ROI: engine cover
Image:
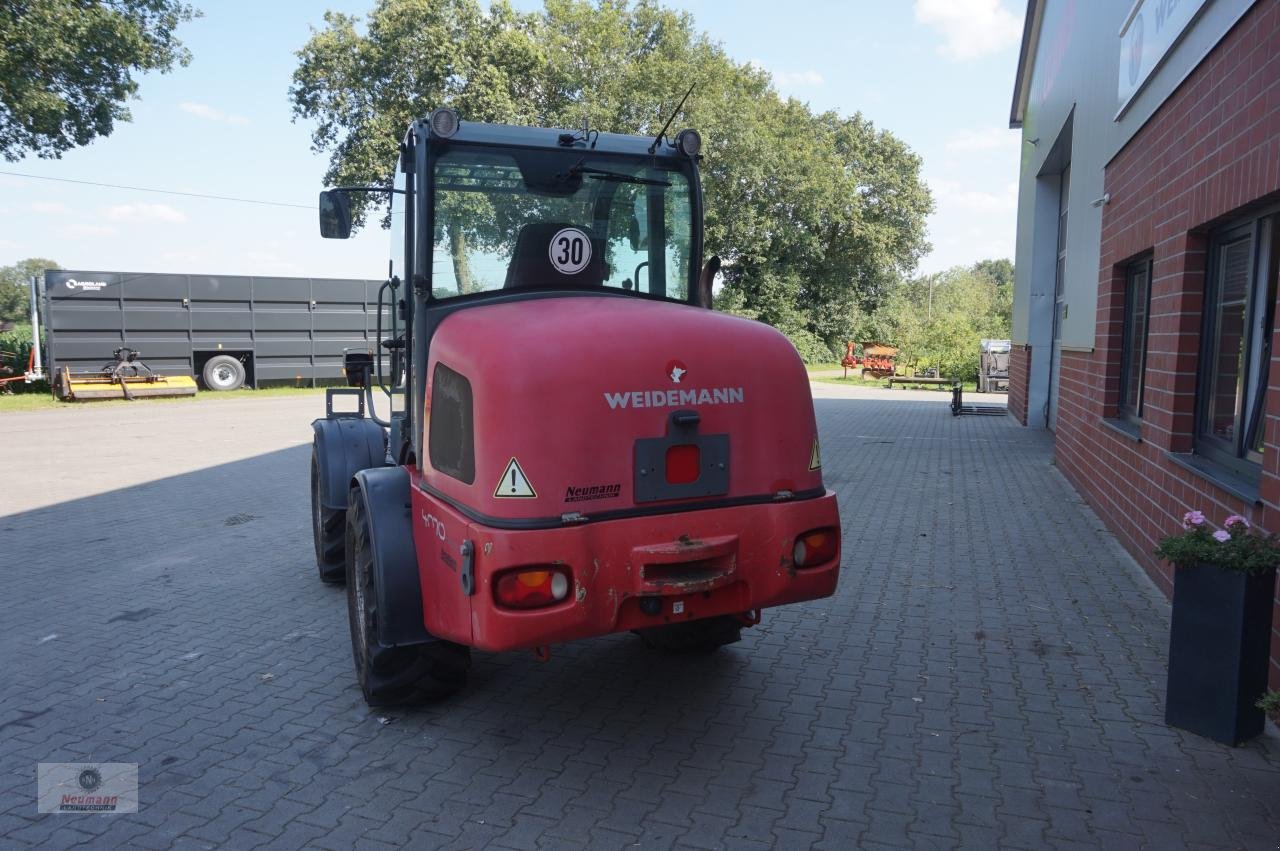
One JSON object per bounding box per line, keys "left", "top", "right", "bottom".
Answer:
{"left": 421, "top": 294, "right": 823, "bottom": 524}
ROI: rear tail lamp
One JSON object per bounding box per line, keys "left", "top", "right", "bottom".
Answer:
{"left": 793, "top": 528, "right": 839, "bottom": 568}
{"left": 665, "top": 444, "right": 701, "bottom": 484}
{"left": 494, "top": 566, "right": 572, "bottom": 609}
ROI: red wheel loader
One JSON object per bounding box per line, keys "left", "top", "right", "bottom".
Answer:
{"left": 310, "top": 109, "right": 841, "bottom": 705}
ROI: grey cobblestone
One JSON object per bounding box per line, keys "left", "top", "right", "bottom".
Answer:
{"left": 0, "top": 388, "right": 1277, "bottom": 849}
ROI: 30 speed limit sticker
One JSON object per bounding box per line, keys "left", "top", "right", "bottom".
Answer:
{"left": 548, "top": 227, "right": 591, "bottom": 274}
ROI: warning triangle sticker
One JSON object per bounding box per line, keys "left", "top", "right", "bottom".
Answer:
{"left": 809, "top": 438, "right": 822, "bottom": 471}
{"left": 493, "top": 457, "right": 537, "bottom": 498}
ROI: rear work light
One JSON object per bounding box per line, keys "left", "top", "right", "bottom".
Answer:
{"left": 494, "top": 566, "right": 572, "bottom": 610}
{"left": 793, "top": 528, "right": 839, "bottom": 568}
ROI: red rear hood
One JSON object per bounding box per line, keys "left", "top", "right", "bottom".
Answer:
{"left": 422, "top": 295, "right": 823, "bottom": 521}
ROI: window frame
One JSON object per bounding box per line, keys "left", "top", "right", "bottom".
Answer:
{"left": 1195, "top": 211, "right": 1279, "bottom": 481}
{"left": 1117, "top": 255, "right": 1153, "bottom": 427}
{"left": 422, "top": 140, "right": 700, "bottom": 305}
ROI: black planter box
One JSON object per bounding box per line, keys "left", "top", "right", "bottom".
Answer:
{"left": 1165, "top": 563, "right": 1277, "bottom": 746}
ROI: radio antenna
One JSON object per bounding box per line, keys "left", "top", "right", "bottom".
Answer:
{"left": 649, "top": 84, "right": 696, "bottom": 154}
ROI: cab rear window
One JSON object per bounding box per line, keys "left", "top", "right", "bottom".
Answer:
{"left": 428, "top": 363, "right": 475, "bottom": 484}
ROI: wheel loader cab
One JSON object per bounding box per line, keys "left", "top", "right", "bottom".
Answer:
{"left": 311, "top": 110, "right": 841, "bottom": 707}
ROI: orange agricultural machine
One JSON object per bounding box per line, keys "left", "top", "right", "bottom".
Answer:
{"left": 858, "top": 342, "right": 897, "bottom": 378}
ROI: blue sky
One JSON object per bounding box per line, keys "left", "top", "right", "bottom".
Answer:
{"left": 0, "top": 0, "right": 1023, "bottom": 280}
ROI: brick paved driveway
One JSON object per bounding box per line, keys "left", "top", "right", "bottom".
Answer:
{"left": 0, "top": 388, "right": 1277, "bottom": 849}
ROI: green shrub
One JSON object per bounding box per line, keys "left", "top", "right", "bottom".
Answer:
{"left": 782, "top": 327, "right": 838, "bottom": 365}
{"left": 1257, "top": 689, "right": 1279, "bottom": 720}
{"left": 0, "top": 324, "right": 47, "bottom": 394}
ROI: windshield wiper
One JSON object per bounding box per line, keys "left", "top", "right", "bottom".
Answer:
{"left": 557, "top": 158, "right": 670, "bottom": 187}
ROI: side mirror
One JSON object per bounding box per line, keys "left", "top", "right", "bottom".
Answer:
{"left": 695, "top": 255, "right": 720, "bottom": 309}
{"left": 319, "top": 190, "right": 352, "bottom": 239}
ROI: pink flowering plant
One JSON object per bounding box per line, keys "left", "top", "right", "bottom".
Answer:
{"left": 1155, "top": 511, "right": 1280, "bottom": 575}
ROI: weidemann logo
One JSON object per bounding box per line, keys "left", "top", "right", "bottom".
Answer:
{"left": 604, "top": 387, "right": 744, "bottom": 409}
{"left": 64, "top": 278, "right": 107, "bottom": 291}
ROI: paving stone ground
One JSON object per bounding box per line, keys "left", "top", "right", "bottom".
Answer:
{"left": 0, "top": 386, "right": 1277, "bottom": 849}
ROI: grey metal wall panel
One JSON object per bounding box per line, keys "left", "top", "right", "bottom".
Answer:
{"left": 124, "top": 310, "right": 190, "bottom": 331}
{"left": 313, "top": 339, "right": 368, "bottom": 357}
{"left": 124, "top": 274, "right": 189, "bottom": 301}
{"left": 192, "top": 276, "right": 252, "bottom": 301}
{"left": 191, "top": 337, "right": 254, "bottom": 349}
{"left": 312, "top": 312, "right": 366, "bottom": 332}
{"left": 190, "top": 311, "right": 253, "bottom": 332}
{"left": 311, "top": 278, "right": 367, "bottom": 302}
{"left": 262, "top": 279, "right": 312, "bottom": 301}
{"left": 253, "top": 309, "right": 312, "bottom": 332}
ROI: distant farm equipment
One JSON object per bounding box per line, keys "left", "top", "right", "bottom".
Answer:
{"left": 54, "top": 347, "right": 198, "bottom": 401}
{"left": 978, "top": 339, "right": 1011, "bottom": 393}
{"left": 841, "top": 342, "right": 898, "bottom": 378}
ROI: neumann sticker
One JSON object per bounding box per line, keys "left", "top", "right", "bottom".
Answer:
{"left": 604, "top": 387, "right": 744, "bottom": 410}
{"left": 565, "top": 483, "right": 621, "bottom": 503}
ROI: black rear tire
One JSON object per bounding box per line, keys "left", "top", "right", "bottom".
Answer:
{"left": 346, "top": 490, "right": 470, "bottom": 706}
{"left": 637, "top": 615, "right": 742, "bottom": 653}
{"left": 202, "top": 354, "right": 245, "bottom": 391}
{"left": 311, "top": 448, "right": 345, "bottom": 583}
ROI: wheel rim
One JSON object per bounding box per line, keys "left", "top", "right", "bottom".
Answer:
{"left": 213, "top": 365, "right": 235, "bottom": 387}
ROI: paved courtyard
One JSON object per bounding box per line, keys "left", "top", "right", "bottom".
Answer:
{"left": 0, "top": 386, "right": 1277, "bottom": 849}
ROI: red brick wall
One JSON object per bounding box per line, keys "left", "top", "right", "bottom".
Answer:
{"left": 1054, "top": 0, "right": 1280, "bottom": 690}
{"left": 1009, "top": 345, "right": 1031, "bottom": 425}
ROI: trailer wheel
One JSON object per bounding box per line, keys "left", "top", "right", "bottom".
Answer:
{"left": 636, "top": 615, "right": 742, "bottom": 653}
{"left": 202, "top": 355, "right": 245, "bottom": 391}
{"left": 346, "top": 493, "right": 470, "bottom": 705}
{"left": 311, "top": 449, "right": 345, "bottom": 583}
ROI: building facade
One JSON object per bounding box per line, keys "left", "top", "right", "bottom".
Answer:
{"left": 1009, "top": 0, "right": 1280, "bottom": 689}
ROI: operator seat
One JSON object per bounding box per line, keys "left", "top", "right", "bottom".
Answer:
{"left": 504, "top": 222, "right": 606, "bottom": 290}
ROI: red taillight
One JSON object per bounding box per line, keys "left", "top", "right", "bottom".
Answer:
{"left": 494, "top": 566, "right": 572, "bottom": 609}
{"left": 666, "top": 444, "right": 700, "bottom": 484}
{"left": 793, "top": 528, "right": 839, "bottom": 568}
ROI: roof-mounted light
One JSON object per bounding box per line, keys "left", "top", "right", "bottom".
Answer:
{"left": 675, "top": 128, "right": 701, "bottom": 158}
{"left": 429, "top": 108, "right": 460, "bottom": 139}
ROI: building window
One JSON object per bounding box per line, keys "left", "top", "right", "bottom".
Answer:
{"left": 1196, "top": 215, "right": 1278, "bottom": 480}
{"left": 1118, "top": 257, "right": 1152, "bottom": 424}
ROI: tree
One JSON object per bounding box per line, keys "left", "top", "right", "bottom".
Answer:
{"left": 0, "top": 258, "right": 58, "bottom": 323}
{"left": 289, "top": 0, "right": 931, "bottom": 351}
{"left": 0, "top": 1, "right": 199, "bottom": 161}
{"left": 875, "top": 260, "right": 1014, "bottom": 381}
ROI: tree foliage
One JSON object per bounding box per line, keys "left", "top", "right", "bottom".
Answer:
{"left": 0, "top": 258, "right": 58, "bottom": 323}
{"left": 289, "top": 0, "right": 932, "bottom": 354}
{"left": 0, "top": 0, "right": 198, "bottom": 161}
{"left": 874, "top": 261, "right": 1013, "bottom": 381}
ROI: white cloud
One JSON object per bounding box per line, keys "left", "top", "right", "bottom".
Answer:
{"left": 105, "top": 203, "right": 188, "bottom": 223}
{"left": 63, "top": 224, "right": 119, "bottom": 238}
{"left": 914, "top": 0, "right": 1022, "bottom": 61}
{"left": 31, "top": 201, "right": 67, "bottom": 215}
{"left": 773, "top": 69, "right": 825, "bottom": 87}
{"left": 931, "top": 179, "right": 1018, "bottom": 213}
{"left": 179, "top": 101, "right": 250, "bottom": 125}
{"left": 749, "top": 60, "right": 825, "bottom": 89}
{"left": 946, "top": 127, "right": 1020, "bottom": 151}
